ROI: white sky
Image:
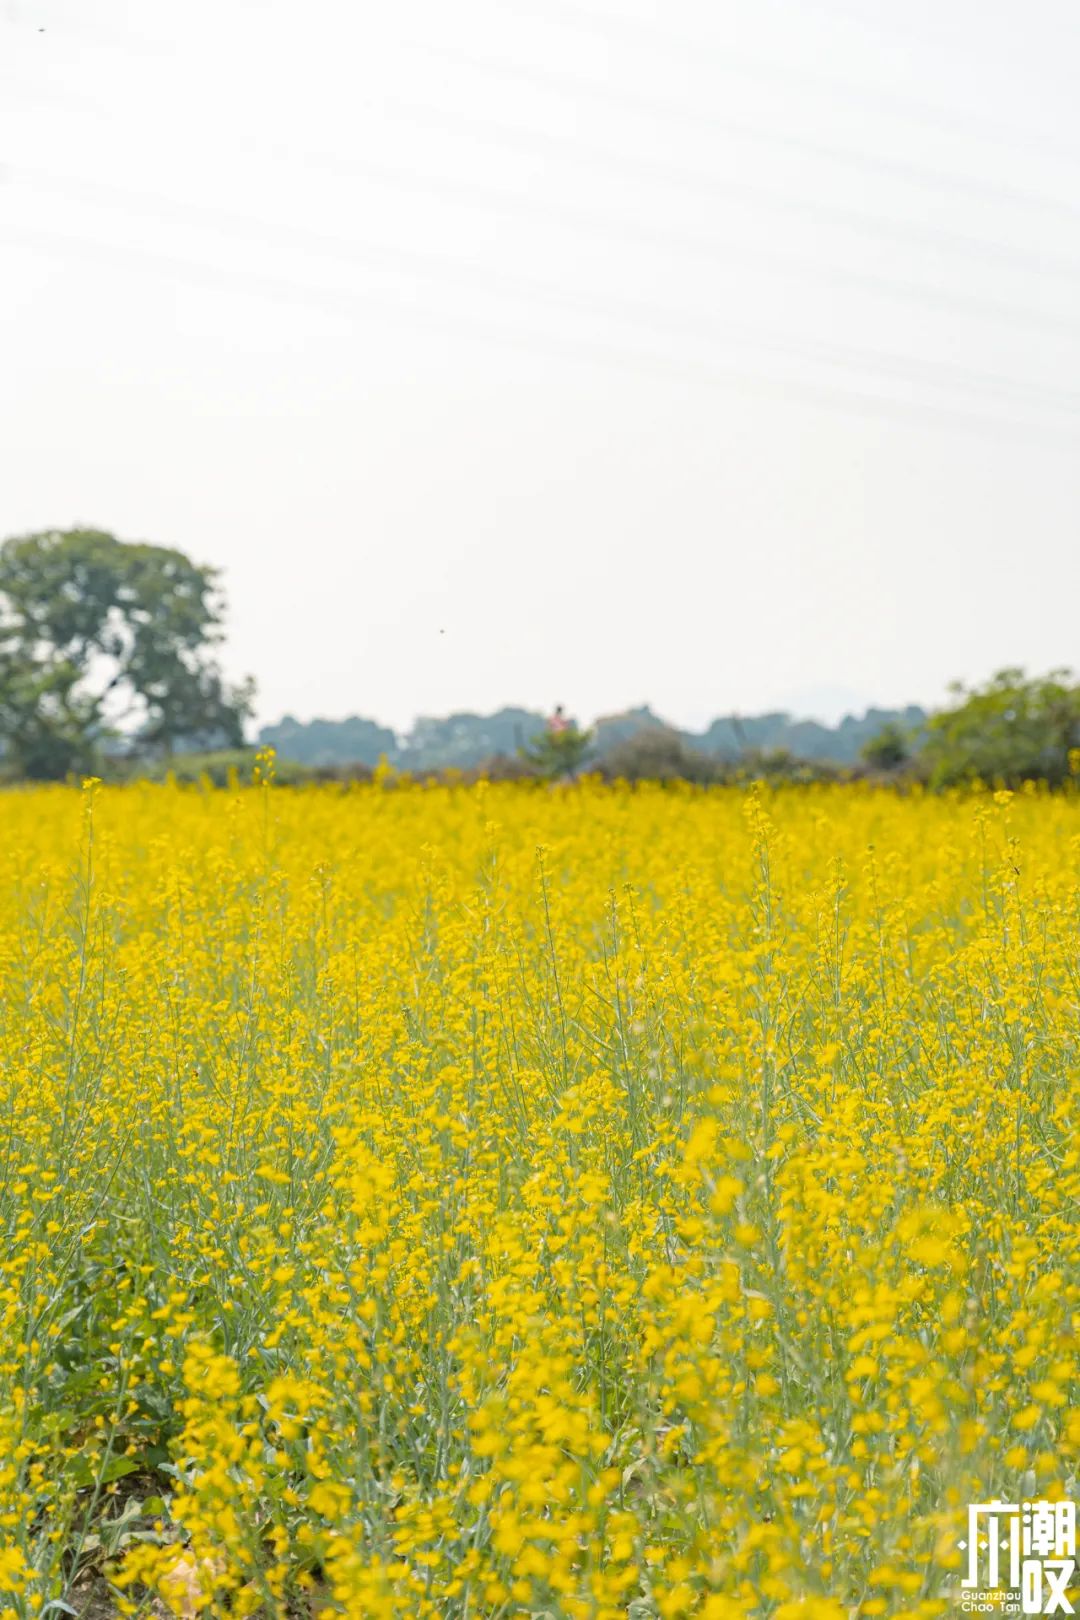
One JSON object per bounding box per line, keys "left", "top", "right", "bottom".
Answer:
{"left": 2, "top": 0, "right": 1079, "bottom": 731}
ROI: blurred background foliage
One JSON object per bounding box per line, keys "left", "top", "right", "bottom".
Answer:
{"left": 3, "top": 529, "right": 1078, "bottom": 789}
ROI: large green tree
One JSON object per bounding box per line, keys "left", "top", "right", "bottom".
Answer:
{"left": 922, "top": 667, "right": 1080, "bottom": 788}
{"left": 0, "top": 528, "right": 254, "bottom": 779}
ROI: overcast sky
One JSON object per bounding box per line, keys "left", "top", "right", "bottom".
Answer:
{"left": 2, "top": 0, "right": 1079, "bottom": 731}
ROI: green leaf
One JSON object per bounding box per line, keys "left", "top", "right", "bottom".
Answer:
{"left": 100, "top": 1455, "right": 141, "bottom": 1483}
{"left": 42, "top": 1407, "right": 78, "bottom": 1435}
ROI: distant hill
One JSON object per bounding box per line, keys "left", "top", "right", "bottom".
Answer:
{"left": 258, "top": 703, "right": 927, "bottom": 771}
{"left": 688, "top": 705, "right": 928, "bottom": 764}
{"left": 258, "top": 714, "right": 398, "bottom": 767}
{"left": 401, "top": 708, "right": 546, "bottom": 769}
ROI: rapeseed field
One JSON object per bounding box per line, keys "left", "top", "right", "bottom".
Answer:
{"left": 0, "top": 775, "right": 1076, "bottom": 1618}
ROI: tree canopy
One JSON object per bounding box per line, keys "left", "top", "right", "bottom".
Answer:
{"left": 520, "top": 719, "right": 594, "bottom": 780}
{"left": 0, "top": 528, "right": 254, "bottom": 779}
{"left": 923, "top": 667, "right": 1080, "bottom": 788}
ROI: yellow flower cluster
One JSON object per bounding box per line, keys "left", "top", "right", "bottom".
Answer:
{"left": 0, "top": 777, "right": 1076, "bottom": 1617}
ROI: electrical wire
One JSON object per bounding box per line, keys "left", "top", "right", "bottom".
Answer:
{"left": 421, "top": 40, "right": 1080, "bottom": 230}
{"left": 2, "top": 47, "right": 1080, "bottom": 288}
{"left": 8, "top": 161, "right": 1080, "bottom": 420}
{"left": 5, "top": 60, "right": 1079, "bottom": 291}
{"left": 4, "top": 82, "right": 1080, "bottom": 349}
{"left": 3, "top": 220, "right": 1078, "bottom": 453}
{"left": 485, "top": 0, "right": 1078, "bottom": 160}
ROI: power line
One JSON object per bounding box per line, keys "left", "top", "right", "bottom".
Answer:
{"left": 487, "top": 0, "right": 1077, "bottom": 160}
{"left": 256, "top": 147, "right": 1080, "bottom": 348}
{"left": 9, "top": 162, "right": 1080, "bottom": 420}
{"left": 421, "top": 40, "right": 1080, "bottom": 230}
{"left": 10, "top": 0, "right": 1072, "bottom": 165}
{"left": 5, "top": 67, "right": 1080, "bottom": 289}
{"left": 6, "top": 76, "right": 1080, "bottom": 350}
{"left": 361, "top": 92, "right": 1080, "bottom": 284}
{"left": 3, "top": 220, "right": 1077, "bottom": 453}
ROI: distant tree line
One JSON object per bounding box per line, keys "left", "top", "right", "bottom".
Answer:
{"left": 258, "top": 702, "right": 931, "bottom": 774}
{"left": 3, "top": 528, "right": 1079, "bottom": 789}
{"left": 258, "top": 678, "right": 1080, "bottom": 789}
